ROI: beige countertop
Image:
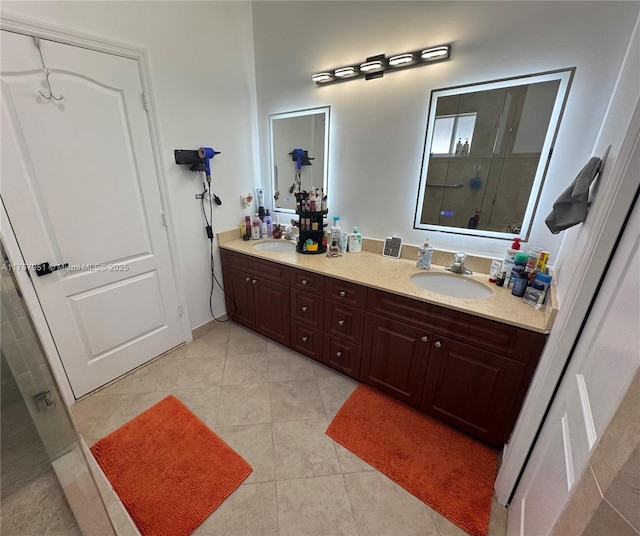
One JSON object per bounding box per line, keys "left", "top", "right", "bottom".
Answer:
{"left": 219, "top": 235, "right": 556, "bottom": 334}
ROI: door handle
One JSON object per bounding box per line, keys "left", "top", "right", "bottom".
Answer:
{"left": 434, "top": 341, "right": 442, "bottom": 348}
{"left": 35, "top": 261, "right": 68, "bottom": 277}
{"left": 301, "top": 306, "right": 308, "bottom": 312}
{"left": 338, "top": 319, "right": 345, "bottom": 326}
{"left": 421, "top": 336, "right": 428, "bottom": 342}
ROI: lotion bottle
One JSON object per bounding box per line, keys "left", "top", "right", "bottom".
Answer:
{"left": 348, "top": 227, "right": 362, "bottom": 253}
{"left": 417, "top": 238, "right": 433, "bottom": 269}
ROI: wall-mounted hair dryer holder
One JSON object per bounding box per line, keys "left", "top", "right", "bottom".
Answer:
{"left": 174, "top": 147, "right": 220, "bottom": 182}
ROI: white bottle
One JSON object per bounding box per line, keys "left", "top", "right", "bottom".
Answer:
{"left": 417, "top": 238, "right": 433, "bottom": 269}
{"left": 461, "top": 139, "right": 469, "bottom": 157}
{"left": 348, "top": 227, "right": 362, "bottom": 253}
{"left": 330, "top": 216, "right": 342, "bottom": 252}
{"left": 455, "top": 138, "right": 463, "bottom": 156}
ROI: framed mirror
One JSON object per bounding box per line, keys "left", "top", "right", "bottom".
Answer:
{"left": 414, "top": 69, "right": 574, "bottom": 240}
{"left": 270, "top": 106, "right": 330, "bottom": 214}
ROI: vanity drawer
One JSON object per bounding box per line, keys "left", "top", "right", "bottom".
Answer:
{"left": 323, "top": 335, "right": 361, "bottom": 379}
{"left": 290, "top": 321, "right": 323, "bottom": 361}
{"left": 290, "top": 269, "right": 325, "bottom": 295}
{"left": 325, "top": 278, "right": 367, "bottom": 309}
{"left": 291, "top": 289, "right": 324, "bottom": 329}
{"left": 366, "top": 289, "right": 546, "bottom": 362}
{"left": 324, "top": 301, "right": 365, "bottom": 344}
{"left": 221, "top": 249, "right": 289, "bottom": 284}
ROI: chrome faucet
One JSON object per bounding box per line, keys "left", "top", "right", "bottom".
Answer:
{"left": 445, "top": 252, "right": 473, "bottom": 275}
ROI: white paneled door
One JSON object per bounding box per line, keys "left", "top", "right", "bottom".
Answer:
{"left": 1, "top": 31, "right": 184, "bottom": 398}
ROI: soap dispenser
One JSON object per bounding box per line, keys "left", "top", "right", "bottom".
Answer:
{"left": 502, "top": 238, "right": 522, "bottom": 285}
{"left": 417, "top": 238, "right": 433, "bottom": 269}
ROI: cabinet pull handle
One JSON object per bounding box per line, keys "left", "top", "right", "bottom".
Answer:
{"left": 252, "top": 279, "right": 257, "bottom": 284}
{"left": 421, "top": 336, "right": 428, "bottom": 342}
{"left": 301, "top": 306, "right": 308, "bottom": 312}
{"left": 245, "top": 277, "right": 251, "bottom": 282}
{"left": 336, "top": 351, "right": 342, "bottom": 358}
{"left": 338, "top": 319, "right": 345, "bottom": 326}
{"left": 434, "top": 341, "right": 442, "bottom": 348}
{"left": 302, "top": 336, "right": 309, "bottom": 342}
{"left": 301, "top": 279, "right": 308, "bottom": 285}
{"left": 339, "top": 291, "right": 346, "bottom": 297}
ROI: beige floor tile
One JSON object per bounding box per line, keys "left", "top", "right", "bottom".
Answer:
{"left": 215, "top": 423, "right": 275, "bottom": 484}
{"left": 316, "top": 373, "right": 358, "bottom": 421}
{"left": 222, "top": 352, "right": 269, "bottom": 385}
{"left": 193, "top": 481, "right": 278, "bottom": 536}
{"left": 184, "top": 329, "right": 230, "bottom": 358}
{"left": 343, "top": 471, "right": 439, "bottom": 535}
{"left": 268, "top": 349, "right": 316, "bottom": 382}
{"left": 273, "top": 418, "right": 341, "bottom": 480}
{"left": 174, "top": 355, "right": 226, "bottom": 389}
{"left": 227, "top": 327, "right": 269, "bottom": 355}
{"left": 277, "top": 474, "right": 358, "bottom": 536}
{"left": 269, "top": 379, "right": 325, "bottom": 422}
{"left": 124, "top": 356, "right": 182, "bottom": 393}
{"left": 488, "top": 497, "right": 508, "bottom": 536}
{"left": 217, "top": 383, "right": 272, "bottom": 426}
{"left": 106, "top": 501, "right": 141, "bottom": 536}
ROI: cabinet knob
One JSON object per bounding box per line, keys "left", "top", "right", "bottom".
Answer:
{"left": 245, "top": 277, "right": 251, "bottom": 282}
{"left": 302, "top": 336, "right": 309, "bottom": 342}
{"left": 339, "top": 291, "right": 346, "bottom": 297}
{"left": 421, "top": 336, "right": 428, "bottom": 342}
{"left": 301, "top": 279, "right": 308, "bottom": 285}
{"left": 336, "top": 351, "right": 342, "bottom": 358}
{"left": 301, "top": 306, "right": 308, "bottom": 312}
{"left": 434, "top": 341, "right": 442, "bottom": 348}
{"left": 252, "top": 279, "right": 257, "bottom": 284}
{"left": 338, "top": 319, "right": 345, "bottom": 326}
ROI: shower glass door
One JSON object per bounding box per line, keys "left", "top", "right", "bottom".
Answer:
{"left": 1, "top": 241, "right": 114, "bottom": 535}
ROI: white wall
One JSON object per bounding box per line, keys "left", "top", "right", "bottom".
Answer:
{"left": 1, "top": 1, "right": 259, "bottom": 330}
{"left": 252, "top": 1, "right": 640, "bottom": 267}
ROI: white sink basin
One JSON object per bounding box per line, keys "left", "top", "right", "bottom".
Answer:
{"left": 410, "top": 272, "right": 494, "bottom": 299}
{"left": 253, "top": 240, "right": 296, "bottom": 252}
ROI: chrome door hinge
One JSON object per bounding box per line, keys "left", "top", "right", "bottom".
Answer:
{"left": 177, "top": 303, "right": 184, "bottom": 316}
{"left": 142, "top": 92, "right": 149, "bottom": 111}
{"left": 162, "top": 213, "right": 169, "bottom": 227}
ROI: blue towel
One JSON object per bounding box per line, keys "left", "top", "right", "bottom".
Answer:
{"left": 545, "top": 157, "right": 602, "bottom": 234}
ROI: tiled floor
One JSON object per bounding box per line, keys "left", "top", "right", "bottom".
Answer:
{"left": 72, "top": 321, "right": 508, "bottom": 536}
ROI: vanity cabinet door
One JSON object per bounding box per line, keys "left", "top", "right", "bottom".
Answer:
{"left": 253, "top": 278, "right": 290, "bottom": 346}
{"left": 323, "top": 335, "right": 361, "bottom": 379}
{"left": 360, "top": 314, "right": 431, "bottom": 407}
{"left": 291, "top": 321, "right": 323, "bottom": 360}
{"left": 324, "top": 301, "right": 365, "bottom": 344}
{"left": 420, "top": 335, "right": 526, "bottom": 447}
{"left": 291, "top": 289, "right": 324, "bottom": 329}
{"left": 223, "top": 268, "right": 256, "bottom": 329}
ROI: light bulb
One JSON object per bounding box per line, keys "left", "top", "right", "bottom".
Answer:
{"left": 388, "top": 53, "right": 413, "bottom": 66}
{"left": 311, "top": 72, "right": 332, "bottom": 83}
{"left": 421, "top": 46, "right": 449, "bottom": 60}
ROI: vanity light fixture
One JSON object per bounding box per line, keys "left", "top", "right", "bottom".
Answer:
{"left": 312, "top": 44, "right": 451, "bottom": 85}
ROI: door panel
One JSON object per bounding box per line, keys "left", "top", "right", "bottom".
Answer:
{"left": 1, "top": 31, "right": 184, "bottom": 398}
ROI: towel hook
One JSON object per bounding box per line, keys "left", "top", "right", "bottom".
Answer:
{"left": 32, "top": 36, "right": 63, "bottom": 102}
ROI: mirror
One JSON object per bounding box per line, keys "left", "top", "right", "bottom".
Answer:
{"left": 270, "top": 106, "right": 330, "bottom": 214}
{"left": 414, "top": 69, "right": 574, "bottom": 240}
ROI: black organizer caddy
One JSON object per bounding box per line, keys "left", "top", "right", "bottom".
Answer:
{"left": 295, "top": 192, "right": 327, "bottom": 254}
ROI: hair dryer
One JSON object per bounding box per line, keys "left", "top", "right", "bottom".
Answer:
{"left": 198, "top": 147, "right": 218, "bottom": 183}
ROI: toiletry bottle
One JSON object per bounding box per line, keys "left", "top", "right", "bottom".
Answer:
{"left": 265, "top": 209, "right": 273, "bottom": 238}
{"left": 256, "top": 188, "right": 265, "bottom": 220}
{"left": 251, "top": 214, "right": 260, "bottom": 240}
{"left": 488, "top": 259, "right": 502, "bottom": 283}
{"left": 417, "top": 238, "right": 433, "bottom": 269}
{"left": 535, "top": 251, "right": 550, "bottom": 273}
{"left": 341, "top": 233, "right": 348, "bottom": 254}
{"left": 330, "top": 216, "right": 342, "bottom": 252}
{"left": 461, "top": 139, "right": 469, "bottom": 157}
{"left": 244, "top": 215, "right": 251, "bottom": 240}
{"left": 511, "top": 272, "right": 529, "bottom": 297}
{"left": 261, "top": 219, "right": 268, "bottom": 238}
{"left": 502, "top": 238, "right": 521, "bottom": 286}
{"left": 525, "top": 247, "right": 542, "bottom": 274}
{"left": 348, "top": 227, "right": 362, "bottom": 253}
{"left": 455, "top": 138, "right": 462, "bottom": 156}
{"left": 510, "top": 252, "right": 529, "bottom": 287}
